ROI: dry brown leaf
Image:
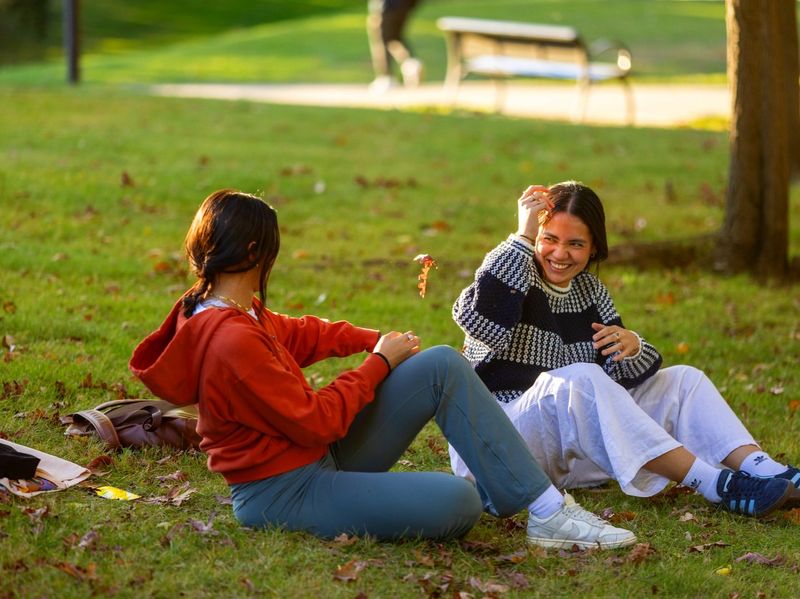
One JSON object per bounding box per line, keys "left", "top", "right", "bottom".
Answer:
{"left": 788, "top": 400, "right": 800, "bottom": 416}
{"left": 734, "top": 552, "right": 783, "bottom": 567}
{"left": 782, "top": 507, "right": 800, "bottom": 524}
{"left": 413, "top": 254, "right": 437, "bottom": 298}
{"left": 189, "top": 511, "right": 218, "bottom": 535}
{"left": 157, "top": 470, "right": 188, "bottom": 483}
{"left": 627, "top": 542, "right": 656, "bottom": 565}
{"left": 688, "top": 540, "right": 729, "bottom": 553}
{"left": 496, "top": 549, "right": 527, "bottom": 564}
{"left": 78, "top": 530, "right": 99, "bottom": 550}
{"left": 85, "top": 455, "right": 113, "bottom": 473}
{"left": 333, "top": 558, "right": 368, "bottom": 582}
{"left": 331, "top": 533, "right": 358, "bottom": 546}
{"left": 54, "top": 561, "right": 97, "bottom": 581}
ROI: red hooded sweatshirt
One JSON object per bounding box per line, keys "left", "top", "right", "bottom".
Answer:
{"left": 129, "top": 296, "right": 387, "bottom": 484}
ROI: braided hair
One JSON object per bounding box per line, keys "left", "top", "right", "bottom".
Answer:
{"left": 182, "top": 189, "right": 280, "bottom": 318}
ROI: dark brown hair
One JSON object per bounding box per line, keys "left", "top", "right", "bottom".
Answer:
{"left": 545, "top": 181, "right": 608, "bottom": 271}
{"left": 181, "top": 189, "right": 280, "bottom": 317}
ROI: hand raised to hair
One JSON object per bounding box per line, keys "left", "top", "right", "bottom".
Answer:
{"left": 516, "top": 185, "right": 554, "bottom": 240}
{"left": 373, "top": 331, "right": 421, "bottom": 369}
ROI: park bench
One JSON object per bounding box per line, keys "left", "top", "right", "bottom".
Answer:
{"left": 436, "top": 17, "right": 634, "bottom": 123}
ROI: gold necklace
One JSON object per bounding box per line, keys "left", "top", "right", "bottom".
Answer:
{"left": 210, "top": 293, "right": 252, "bottom": 312}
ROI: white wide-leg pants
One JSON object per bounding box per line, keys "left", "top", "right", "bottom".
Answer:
{"left": 450, "top": 363, "right": 757, "bottom": 497}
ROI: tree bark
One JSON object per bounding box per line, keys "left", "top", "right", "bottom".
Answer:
{"left": 722, "top": 0, "right": 796, "bottom": 278}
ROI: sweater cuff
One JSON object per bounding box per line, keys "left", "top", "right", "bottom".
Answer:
{"left": 623, "top": 331, "right": 644, "bottom": 361}
{"left": 362, "top": 352, "right": 391, "bottom": 381}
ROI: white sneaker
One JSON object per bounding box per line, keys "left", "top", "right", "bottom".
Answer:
{"left": 527, "top": 493, "right": 637, "bottom": 550}
{"left": 400, "top": 58, "right": 424, "bottom": 88}
{"left": 368, "top": 75, "right": 397, "bottom": 95}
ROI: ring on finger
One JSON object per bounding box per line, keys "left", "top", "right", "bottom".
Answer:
{"left": 614, "top": 332, "right": 620, "bottom": 339}
{"left": 406, "top": 333, "right": 414, "bottom": 341}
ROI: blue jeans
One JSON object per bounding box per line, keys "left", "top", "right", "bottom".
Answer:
{"left": 230, "top": 346, "right": 551, "bottom": 540}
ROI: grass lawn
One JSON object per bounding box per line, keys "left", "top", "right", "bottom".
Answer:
{"left": 1, "top": 84, "right": 799, "bottom": 597}
{"left": 0, "top": 0, "right": 742, "bottom": 86}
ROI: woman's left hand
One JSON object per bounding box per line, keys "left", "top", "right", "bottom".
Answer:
{"left": 591, "top": 323, "right": 640, "bottom": 362}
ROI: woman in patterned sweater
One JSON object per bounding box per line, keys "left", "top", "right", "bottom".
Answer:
{"left": 450, "top": 181, "right": 798, "bottom": 517}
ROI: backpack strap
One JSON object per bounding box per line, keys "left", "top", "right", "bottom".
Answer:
{"left": 67, "top": 409, "right": 122, "bottom": 449}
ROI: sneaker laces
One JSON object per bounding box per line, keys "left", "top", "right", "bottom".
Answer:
{"left": 560, "top": 493, "right": 608, "bottom": 526}
{"left": 724, "top": 471, "right": 771, "bottom": 498}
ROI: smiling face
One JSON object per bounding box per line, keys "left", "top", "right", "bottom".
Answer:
{"left": 534, "top": 212, "right": 594, "bottom": 286}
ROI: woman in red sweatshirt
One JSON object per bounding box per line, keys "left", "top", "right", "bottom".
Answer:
{"left": 129, "top": 188, "right": 635, "bottom": 547}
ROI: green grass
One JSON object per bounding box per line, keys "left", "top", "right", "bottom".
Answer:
{"left": 0, "top": 0, "right": 754, "bottom": 86}
{"left": 1, "top": 85, "right": 799, "bottom": 597}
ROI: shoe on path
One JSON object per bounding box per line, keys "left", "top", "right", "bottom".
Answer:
{"left": 400, "top": 58, "right": 424, "bottom": 88}
{"left": 368, "top": 75, "right": 397, "bottom": 95}
{"left": 716, "top": 469, "right": 793, "bottom": 517}
{"left": 527, "top": 493, "right": 637, "bottom": 550}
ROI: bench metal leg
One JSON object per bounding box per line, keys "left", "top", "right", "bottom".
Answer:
{"left": 575, "top": 78, "right": 591, "bottom": 123}
{"left": 621, "top": 78, "right": 635, "bottom": 125}
{"left": 493, "top": 77, "right": 508, "bottom": 113}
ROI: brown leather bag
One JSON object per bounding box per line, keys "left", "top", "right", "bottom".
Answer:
{"left": 61, "top": 399, "right": 202, "bottom": 451}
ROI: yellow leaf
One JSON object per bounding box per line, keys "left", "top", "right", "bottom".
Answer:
{"left": 715, "top": 565, "right": 732, "bottom": 576}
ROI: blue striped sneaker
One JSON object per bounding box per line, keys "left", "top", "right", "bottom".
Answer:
{"left": 775, "top": 465, "right": 800, "bottom": 505}
{"left": 716, "top": 470, "right": 793, "bottom": 517}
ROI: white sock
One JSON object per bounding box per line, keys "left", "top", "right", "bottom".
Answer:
{"left": 739, "top": 451, "right": 787, "bottom": 477}
{"left": 528, "top": 484, "right": 564, "bottom": 519}
{"left": 681, "top": 459, "right": 723, "bottom": 503}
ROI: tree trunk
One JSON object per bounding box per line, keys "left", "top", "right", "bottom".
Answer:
{"left": 722, "top": 0, "right": 797, "bottom": 278}
{"left": 780, "top": 6, "right": 800, "bottom": 179}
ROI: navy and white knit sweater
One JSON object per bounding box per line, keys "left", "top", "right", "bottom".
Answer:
{"left": 453, "top": 235, "right": 662, "bottom": 403}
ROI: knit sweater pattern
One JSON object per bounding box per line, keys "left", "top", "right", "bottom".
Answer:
{"left": 453, "top": 235, "right": 662, "bottom": 403}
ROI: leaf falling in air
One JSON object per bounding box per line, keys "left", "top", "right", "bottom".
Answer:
{"left": 413, "top": 254, "right": 437, "bottom": 298}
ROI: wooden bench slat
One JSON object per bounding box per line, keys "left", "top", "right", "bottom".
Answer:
{"left": 467, "top": 56, "right": 626, "bottom": 82}
{"left": 436, "top": 16, "right": 634, "bottom": 123}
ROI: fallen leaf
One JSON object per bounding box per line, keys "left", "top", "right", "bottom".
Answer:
{"left": 734, "top": 552, "right": 783, "bottom": 567}
{"left": 782, "top": 508, "right": 800, "bottom": 524}
{"left": 78, "top": 530, "right": 99, "bottom": 550}
{"left": 788, "top": 400, "right": 800, "bottom": 416}
{"left": 675, "top": 342, "right": 690, "bottom": 354}
{"left": 1, "top": 335, "right": 14, "bottom": 351}
{"left": 86, "top": 455, "right": 113, "bottom": 473}
{"left": 333, "top": 559, "right": 368, "bottom": 582}
{"left": 689, "top": 541, "right": 729, "bottom": 553}
{"left": 505, "top": 571, "right": 530, "bottom": 589}
{"left": 627, "top": 543, "right": 656, "bottom": 565}
{"left": 120, "top": 171, "right": 135, "bottom": 187}
{"left": 189, "top": 511, "right": 218, "bottom": 535}
{"left": 714, "top": 565, "right": 732, "bottom": 576}
{"left": 54, "top": 561, "right": 97, "bottom": 581}
{"left": 2, "top": 301, "right": 16, "bottom": 314}
{"left": 679, "top": 512, "right": 697, "bottom": 522}
{"left": 496, "top": 549, "right": 527, "bottom": 564}
{"left": 157, "top": 470, "right": 188, "bottom": 483}
{"left": 331, "top": 533, "right": 358, "bottom": 546}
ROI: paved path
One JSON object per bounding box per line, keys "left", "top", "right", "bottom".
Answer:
{"left": 151, "top": 81, "right": 730, "bottom": 128}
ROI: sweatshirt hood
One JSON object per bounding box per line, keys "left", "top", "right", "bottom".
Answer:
{"left": 129, "top": 297, "right": 247, "bottom": 406}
